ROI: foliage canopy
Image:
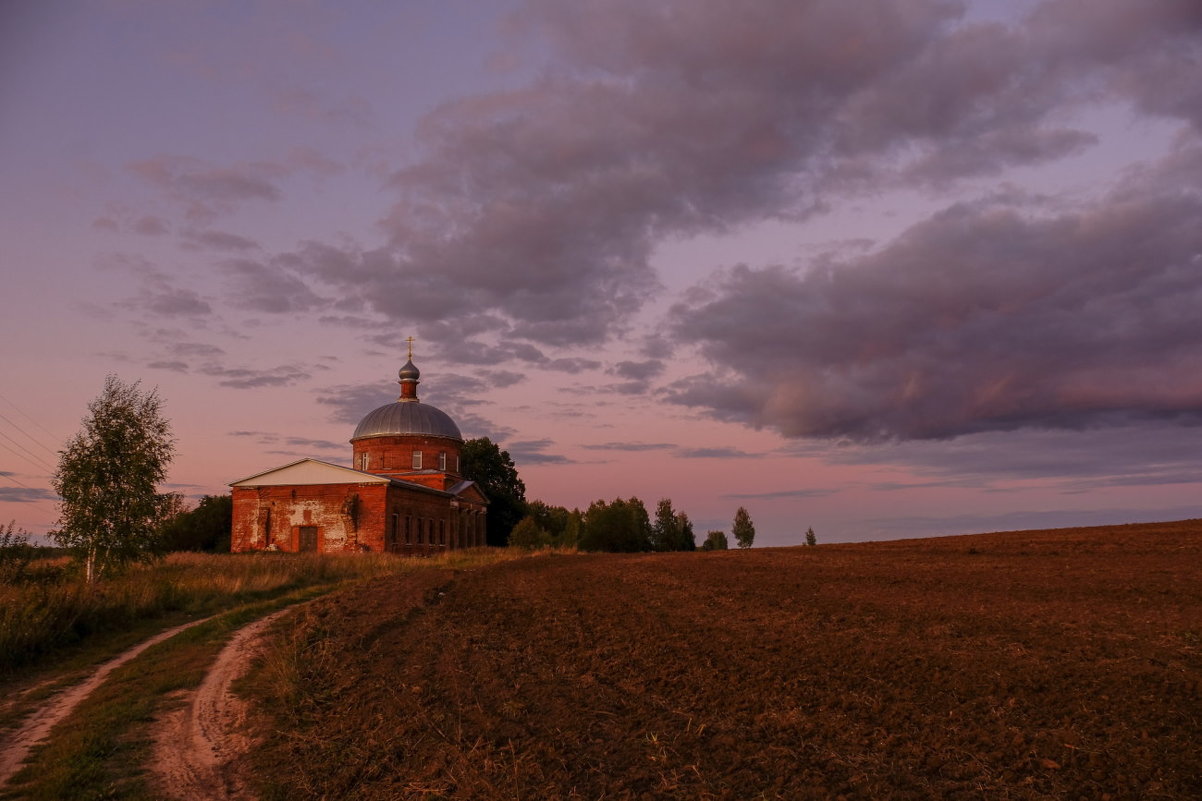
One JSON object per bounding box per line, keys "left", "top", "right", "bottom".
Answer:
{"left": 460, "top": 437, "right": 527, "bottom": 546}
{"left": 733, "top": 506, "right": 755, "bottom": 549}
{"left": 52, "top": 375, "right": 175, "bottom": 581}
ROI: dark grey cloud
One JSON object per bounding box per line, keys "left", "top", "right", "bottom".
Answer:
{"left": 546, "top": 358, "right": 602, "bottom": 374}
{"left": 0, "top": 486, "right": 55, "bottom": 503}
{"left": 182, "top": 228, "right": 261, "bottom": 252}
{"left": 219, "top": 257, "right": 324, "bottom": 313}
{"left": 316, "top": 383, "right": 385, "bottom": 425}
{"left": 169, "top": 341, "right": 226, "bottom": 358}
{"left": 480, "top": 369, "right": 526, "bottom": 388}
{"left": 676, "top": 446, "right": 758, "bottom": 459}
{"left": 147, "top": 360, "right": 189, "bottom": 373}
{"left": 229, "top": 431, "right": 344, "bottom": 453}
{"left": 724, "top": 487, "right": 839, "bottom": 500}
{"left": 265, "top": 0, "right": 1199, "bottom": 358}
{"left": 198, "top": 363, "right": 311, "bottom": 389}
{"left": 128, "top": 155, "right": 284, "bottom": 221}
{"left": 668, "top": 147, "right": 1202, "bottom": 440}
{"left": 610, "top": 359, "right": 665, "bottom": 381}
{"left": 106, "top": 256, "right": 212, "bottom": 319}
{"left": 133, "top": 215, "right": 170, "bottom": 236}
{"left": 581, "top": 441, "right": 675, "bottom": 452}
{"left": 824, "top": 424, "right": 1202, "bottom": 490}
{"left": 506, "top": 438, "right": 574, "bottom": 465}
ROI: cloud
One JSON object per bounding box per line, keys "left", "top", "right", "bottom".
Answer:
{"left": 229, "top": 431, "right": 344, "bottom": 452}
{"left": 147, "top": 360, "right": 189, "bottom": 373}
{"left": 316, "top": 382, "right": 389, "bottom": 425}
{"left": 610, "top": 359, "right": 665, "bottom": 381}
{"left": 505, "top": 438, "right": 574, "bottom": 465}
{"left": 133, "top": 215, "right": 170, "bottom": 236}
{"left": 667, "top": 146, "right": 1202, "bottom": 440}
{"left": 676, "top": 446, "right": 758, "bottom": 459}
{"left": 106, "top": 256, "right": 212, "bottom": 318}
{"left": 198, "top": 363, "right": 311, "bottom": 389}
{"left": 723, "top": 487, "right": 839, "bottom": 500}
{"left": 128, "top": 155, "right": 286, "bottom": 221}
{"left": 0, "top": 486, "right": 55, "bottom": 503}
{"left": 826, "top": 424, "right": 1202, "bottom": 489}
{"left": 580, "top": 441, "right": 675, "bottom": 452}
{"left": 182, "top": 228, "right": 261, "bottom": 252}
{"left": 219, "top": 257, "right": 324, "bottom": 313}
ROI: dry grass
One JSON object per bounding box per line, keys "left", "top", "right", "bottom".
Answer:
{"left": 0, "top": 548, "right": 514, "bottom": 676}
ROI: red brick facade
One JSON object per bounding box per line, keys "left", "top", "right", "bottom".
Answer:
{"left": 351, "top": 434, "right": 463, "bottom": 484}
{"left": 229, "top": 358, "right": 488, "bottom": 555}
{"left": 231, "top": 473, "right": 487, "bottom": 554}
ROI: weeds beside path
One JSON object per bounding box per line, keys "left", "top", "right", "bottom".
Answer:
{"left": 0, "top": 614, "right": 214, "bottom": 787}
{"left": 0, "top": 548, "right": 519, "bottom": 801}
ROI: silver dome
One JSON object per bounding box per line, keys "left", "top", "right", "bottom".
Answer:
{"left": 351, "top": 401, "right": 462, "bottom": 441}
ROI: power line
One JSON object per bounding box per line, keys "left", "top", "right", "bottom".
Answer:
{"left": 0, "top": 391, "right": 64, "bottom": 445}
{"left": 0, "top": 409, "right": 60, "bottom": 458}
{"left": 0, "top": 430, "right": 56, "bottom": 473}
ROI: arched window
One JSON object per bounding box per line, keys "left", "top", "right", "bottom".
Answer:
{"left": 438, "top": 451, "right": 447, "bottom": 471}
{"left": 412, "top": 450, "right": 422, "bottom": 470}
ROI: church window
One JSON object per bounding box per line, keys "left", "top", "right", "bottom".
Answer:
{"left": 359, "top": 452, "right": 369, "bottom": 470}
{"left": 438, "top": 451, "right": 447, "bottom": 471}
{"left": 439, "top": 520, "right": 446, "bottom": 545}
{"left": 405, "top": 516, "right": 413, "bottom": 545}
{"left": 412, "top": 450, "right": 422, "bottom": 469}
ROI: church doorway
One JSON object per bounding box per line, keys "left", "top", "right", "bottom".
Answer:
{"left": 299, "top": 526, "right": 319, "bottom": 552}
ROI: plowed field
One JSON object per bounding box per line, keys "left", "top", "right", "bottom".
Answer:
{"left": 247, "top": 521, "right": 1202, "bottom": 800}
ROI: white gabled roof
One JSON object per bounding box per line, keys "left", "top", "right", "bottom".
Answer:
{"left": 230, "top": 458, "right": 391, "bottom": 488}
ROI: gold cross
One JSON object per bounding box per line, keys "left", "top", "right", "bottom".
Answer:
{"left": 405, "top": 336, "right": 415, "bottom": 360}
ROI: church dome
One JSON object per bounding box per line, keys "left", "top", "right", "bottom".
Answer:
{"left": 352, "top": 401, "right": 462, "bottom": 441}
{"left": 351, "top": 351, "right": 463, "bottom": 442}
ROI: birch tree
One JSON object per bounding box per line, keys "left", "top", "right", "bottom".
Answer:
{"left": 53, "top": 376, "right": 175, "bottom": 582}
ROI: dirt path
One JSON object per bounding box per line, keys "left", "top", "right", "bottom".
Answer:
{"left": 149, "top": 608, "right": 292, "bottom": 801}
{"left": 0, "top": 616, "right": 214, "bottom": 788}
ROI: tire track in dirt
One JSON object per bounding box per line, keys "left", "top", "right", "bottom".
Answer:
{"left": 150, "top": 608, "right": 292, "bottom": 801}
{"left": 0, "top": 616, "right": 214, "bottom": 788}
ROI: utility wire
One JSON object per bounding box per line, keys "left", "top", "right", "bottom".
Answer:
{"left": 0, "top": 410, "right": 60, "bottom": 458}
{"left": 0, "top": 390, "right": 64, "bottom": 446}
{"left": 0, "top": 430, "right": 56, "bottom": 473}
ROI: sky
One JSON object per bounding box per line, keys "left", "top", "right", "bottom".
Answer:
{"left": 2, "top": 0, "right": 1202, "bottom": 546}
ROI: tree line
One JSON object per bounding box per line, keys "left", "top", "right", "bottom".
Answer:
{"left": 43, "top": 377, "right": 778, "bottom": 583}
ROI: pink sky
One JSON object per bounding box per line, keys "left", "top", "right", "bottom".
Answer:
{"left": 3, "top": 0, "right": 1202, "bottom": 546}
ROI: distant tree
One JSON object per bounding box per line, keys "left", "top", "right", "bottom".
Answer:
{"left": 562, "top": 508, "right": 583, "bottom": 548}
{"left": 700, "top": 530, "right": 728, "bottom": 550}
{"left": 527, "top": 500, "right": 568, "bottom": 541}
{"left": 53, "top": 376, "right": 175, "bottom": 582}
{"left": 732, "top": 506, "right": 755, "bottom": 549}
{"left": 508, "top": 516, "right": 552, "bottom": 549}
{"left": 651, "top": 498, "right": 696, "bottom": 552}
{"left": 580, "top": 497, "right": 652, "bottom": 552}
{"left": 460, "top": 437, "right": 527, "bottom": 547}
{"left": 805, "top": 526, "right": 817, "bottom": 547}
{"left": 674, "top": 512, "right": 697, "bottom": 552}
{"left": 158, "top": 494, "right": 234, "bottom": 552}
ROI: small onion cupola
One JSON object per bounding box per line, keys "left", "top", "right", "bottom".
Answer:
{"left": 398, "top": 359, "right": 420, "bottom": 401}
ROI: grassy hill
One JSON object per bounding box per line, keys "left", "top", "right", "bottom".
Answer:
{"left": 243, "top": 520, "right": 1202, "bottom": 800}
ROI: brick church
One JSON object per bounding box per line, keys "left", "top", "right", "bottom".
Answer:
{"left": 230, "top": 354, "right": 488, "bottom": 554}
